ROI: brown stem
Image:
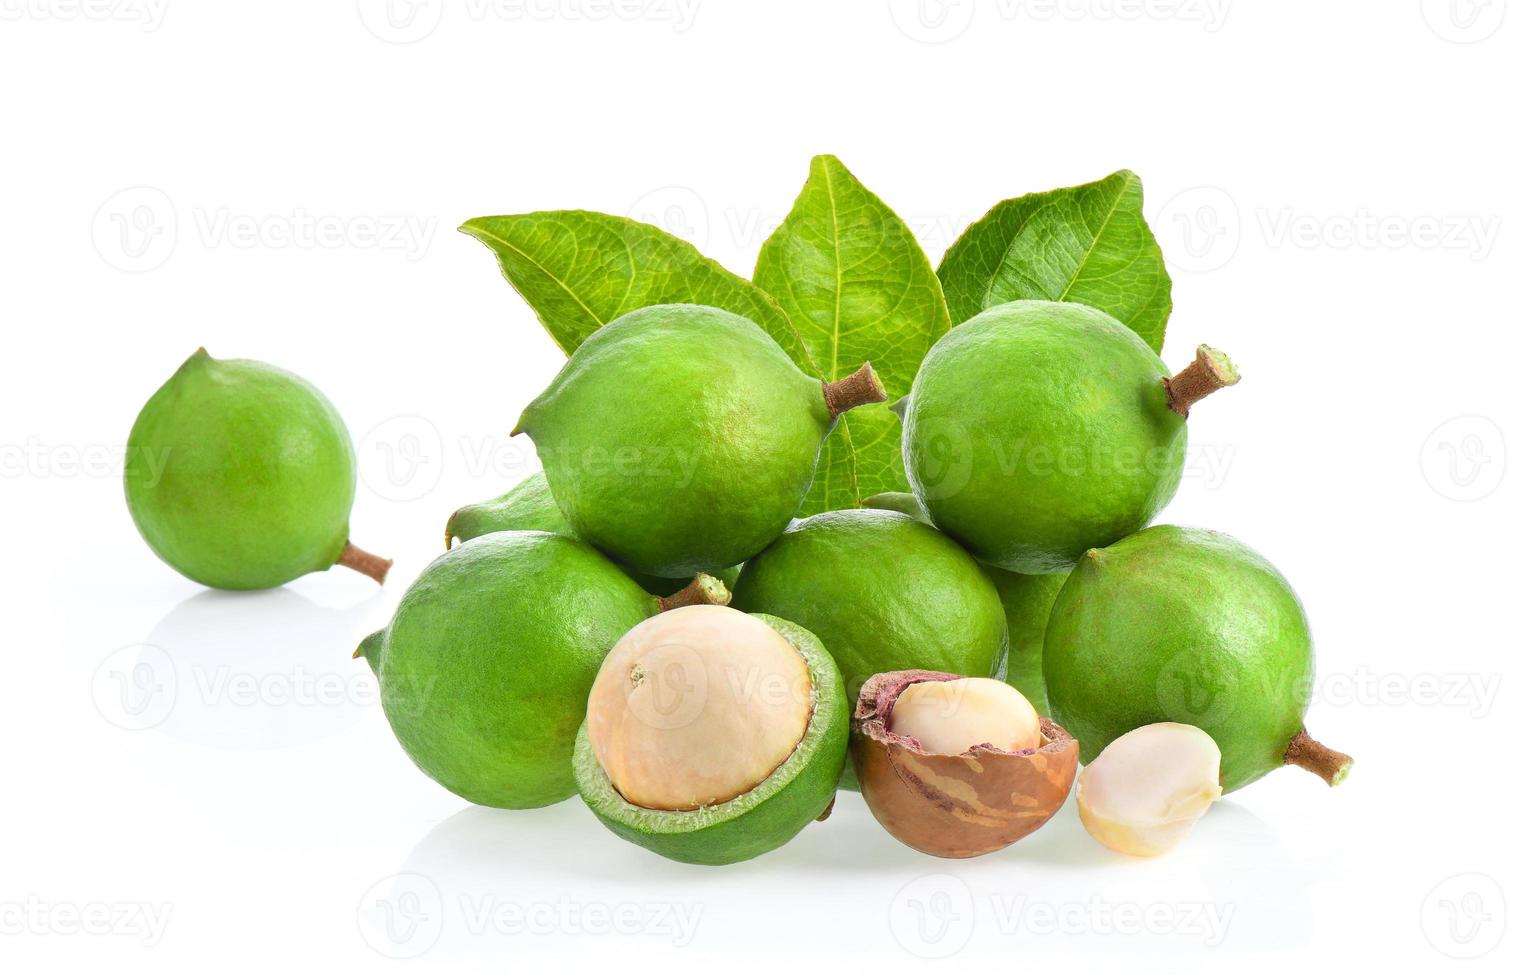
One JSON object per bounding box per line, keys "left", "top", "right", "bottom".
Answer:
{"left": 1164, "top": 344, "right": 1240, "bottom": 417}
{"left": 822, "top": 362, "right": 888, "bottom": 419}
{"left": 656, "top": 572, "right": 731, "bottom": 611}
{"left": 337, "top": 542, "right": 393, "bottom": 585}
{"left": 1283, "top": 729, "right": 1353, "bottom": 786}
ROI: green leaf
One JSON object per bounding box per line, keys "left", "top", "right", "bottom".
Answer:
{"left": 937, "top": 170, "right": 1172, "bottom": 352}
{"left": 460, "top": 211, "right": 813, "bottom": 367}
{"left": 754, "top": 155, "right": 953, "bottom": 514}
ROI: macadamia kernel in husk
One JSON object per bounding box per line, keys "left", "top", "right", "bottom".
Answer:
{"left": 586, "top": 605, "right": 812, "bottom": 811}
{"left": 888, "top": 677, "right": 1042, "bottom": 755}
{"left": 1076, "top": 722, "right": 1223, "bottom": 857}
{"left": 852, "top": 670, "right": 1078, "bottom": 858}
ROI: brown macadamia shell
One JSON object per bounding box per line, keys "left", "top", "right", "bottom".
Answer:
{"left": 851, "top": 669, "right": 1078, "bottom": 858}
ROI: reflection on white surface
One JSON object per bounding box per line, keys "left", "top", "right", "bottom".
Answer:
{"left": 364, "top": 789, "right": 1318, "bottom": 960}
{"left": 97, "top": 587, "right": 387, "bottom": 750}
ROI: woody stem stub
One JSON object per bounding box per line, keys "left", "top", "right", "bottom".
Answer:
{"left": 657, "top": 573, "right": 731, "bottom": 612}
{"left": 822, "top": 362, "right": 889, "bottom": 419}
{"left": 1164, "top": 345, "right": 1240, "bottom": 417}
{"left": 1283, "top": 729, "right": 1353, "bottom": 786}
{"left": 337, "top": 542, "right": 393, "bottom": 585}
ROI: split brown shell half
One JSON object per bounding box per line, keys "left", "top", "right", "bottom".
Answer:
{"left": 851, "top": 669, "right": 1079, "bottom": 858}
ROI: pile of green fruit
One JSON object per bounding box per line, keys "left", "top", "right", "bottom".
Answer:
{"left": 124, "top": 160, "right": 1350, "bottom": 865}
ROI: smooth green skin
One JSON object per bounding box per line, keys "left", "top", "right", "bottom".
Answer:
{"left": 517, "top": 304, "right": 835, "bottom": 578}
{"left": 125, "top": 350, "right": 357, "bottom": 590}
{"left": 1043, "top": 525, "right": 1314, "bottom": 793}
{"left": 862, "top": 492, "right": 1064, "bottom": 716}
{"left": 574, "top": 615, "right": 847, "bottom": 865}
{"left": 445, "top": 471, "right": 739, "bottom": 596}
{"left": 360, "top": 531, "right": 659, "bottom": 809}
{"left": 445, "top": 471, "right": 575, "bottom": 545}
{"left": 986, "top": 567, "right": 1067, "bottom": 718}
{"left": 903, "top": 300, "right": 1185, "bottom": 573}
{"left": 731, "top": 508, "right": 1007, "bottom": 789}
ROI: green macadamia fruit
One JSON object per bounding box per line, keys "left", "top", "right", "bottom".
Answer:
{"left": 125, "top": 349, "right": 389, "bottom": 590}
{"left": 445, "top": 470, "right": 574, "bottom": 549}
{"left": 514, "top": 304, "right": 886, "bottom": 578}
{"left": 574, "top": 610, "right": 848, "bottom": 865}
{"left": 863, "top": 491, "right": 1066, "bottom": 716}
{"left": 888, "top": 677, "right": 1042, "bottom": 755}
{"left": 901, "top": 300, "right": 1238, "bottom": 573}
{"left": 1043, "top": 525, "right": 1351, "bottom": 793}
{"left": 732, "top": 507, "right": 1008, "bottom": 790}
{"left": 986, "top": 569, "right": 1068, "bottom": 717}
{"left": 357, "top": 530, "right": 728, "bottom": 809}
{"left": 586, "top": 605, "right": 813, "bottom": 810}
{"left": 445, "top": 470, "right": 739, "bottom": 596}
{"left": 731, "top": 508, "right": 1007, "bottom": 703}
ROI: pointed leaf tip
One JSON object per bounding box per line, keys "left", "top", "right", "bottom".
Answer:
{"left": 937, "top": 170, "right": 1171, "bottom": 352}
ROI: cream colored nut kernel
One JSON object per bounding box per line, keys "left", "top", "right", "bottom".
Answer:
{"left": 888, "top": 677, "right": 1042, "bottom": 755}
{"left": 586, "top": 605, "right": 812, "bottom": 811}
{"left": 1077, "top": 722, "right": 1223, "bottom": 857}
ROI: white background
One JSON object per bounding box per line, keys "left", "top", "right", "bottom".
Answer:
{"left": 2, "top": 1, "right": 1516, "bottom": 975}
